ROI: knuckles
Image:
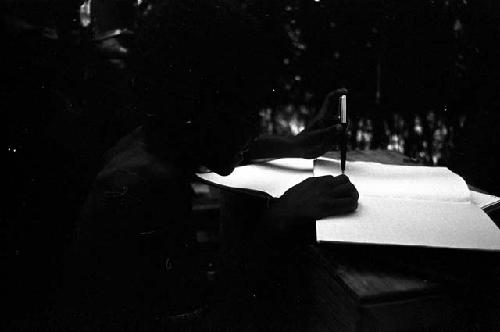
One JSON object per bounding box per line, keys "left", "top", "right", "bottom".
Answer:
{"left": 291, "top": 176, "right": 359, "bottom": 201}
{"left": 348, "top": 199, "right": 358, "bottom": 211}
{"left": 352, "top": 187, "right": 360, "bottom": 201}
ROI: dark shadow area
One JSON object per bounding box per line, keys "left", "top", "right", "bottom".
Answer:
{"left": 4, "top": 0, "right": 499, "bottom": 331}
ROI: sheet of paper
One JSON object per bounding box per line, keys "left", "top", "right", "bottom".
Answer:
{"left": 316, "top": 197, "right": 500, "bottom": 251}
{"left": 470, "top": 190, "right": 500, "bottom": 210}
{"left": 197, "top": 156, "right": 500, "bottom": 251}
{"left": 314, "top": 157, "right": 470, "bottom": 203}
{"left": 196, "top": 158, "right": 313, "bottom": 198}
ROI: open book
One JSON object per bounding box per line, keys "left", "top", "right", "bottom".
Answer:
{"left": 314, "top": 157, "right": 500, "bottom": 251}
{"left": 197, "top": 158, "right": 500, "bottom": 251}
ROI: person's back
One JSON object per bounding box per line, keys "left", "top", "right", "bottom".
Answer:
{"left": 62, "top": 127, "right": 209, "bottom": 329}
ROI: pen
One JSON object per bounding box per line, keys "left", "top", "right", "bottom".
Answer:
{"left": 339, "top": 95, "right": 347, "bottom": 174}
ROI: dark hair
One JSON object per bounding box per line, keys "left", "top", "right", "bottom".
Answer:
{"left": 132, "top": 0, "right": 282, "bottom": 126}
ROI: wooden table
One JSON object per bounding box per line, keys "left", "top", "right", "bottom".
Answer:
{"left": 303, "top": 150, "right": 499, "bottom": 332}
{"left": 203, "top": 150, "right": 500, "bottom": 331}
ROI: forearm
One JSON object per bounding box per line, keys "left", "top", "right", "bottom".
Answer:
{"left": 247, "top": 199, "right": 306, "bottom": 279}
{"left": 244, "top": 125, "right": 341, "bottom": 163}
{"left": 258, "top": 197, "right": 314, "bottom": 247}
{"left": 244, "top": 135, "right": 301, "bottom": 161}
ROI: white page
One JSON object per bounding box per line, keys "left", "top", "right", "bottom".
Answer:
{"left": 197, "top": 158, "right": 313, "bottom": 198}
{"left": 316, "top": 197, "right": 500, "bottom": 251}
{"left": 314, "top": 158, "right": 500, "bottom": 250}
{"left": 470, "top": 190, "right": 500, "bottom": 210}
{"left": 197, "top": 157, "right": 500, "bottom": 250}
{"left": 314, "top": 157, "right": 470, "bottom": 202}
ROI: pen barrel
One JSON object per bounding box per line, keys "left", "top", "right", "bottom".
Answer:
{"left": 340, "top": 95, "right": 347, "bottom": 124}
{"left": 340, "top": 123, "right": 347, "bottom": 173}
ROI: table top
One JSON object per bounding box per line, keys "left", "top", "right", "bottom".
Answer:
{"left": 212, "top": 149, "right": 500, "bottom": 331}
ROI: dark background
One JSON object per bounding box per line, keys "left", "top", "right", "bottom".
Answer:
{"left": 3, "top": 0, "right": 500, "bottom": 328}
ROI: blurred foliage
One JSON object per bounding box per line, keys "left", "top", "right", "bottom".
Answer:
{"left": 259, "top": 0, "right": 499, "bottom": 171}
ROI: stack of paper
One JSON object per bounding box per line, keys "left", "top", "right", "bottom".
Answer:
{"left": 197, "top": 158, "right": 500, "bottom": 251}
{"left": 197, "top": 158, "right": 313, "bottom": 198}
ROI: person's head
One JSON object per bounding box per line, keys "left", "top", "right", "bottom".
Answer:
{"left": 132, "top": 0, "right": 282, "bottom": 175}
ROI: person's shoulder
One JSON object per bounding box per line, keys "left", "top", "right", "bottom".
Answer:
{"left": 79, "top": 129, "right": 191, "bottom": 228}
{"left": 96, "top": 128, "right": 187, "bottom": 190}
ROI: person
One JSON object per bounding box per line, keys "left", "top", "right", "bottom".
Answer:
{"left": 60, "top": 1, "right": 359, "bottom": 330}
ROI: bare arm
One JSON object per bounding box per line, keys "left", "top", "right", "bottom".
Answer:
{"left": 243, "top": 89, "right": 348, "bottom": 162}
{"left": 244, "top": 125, "right": 342, "bottom": 161}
